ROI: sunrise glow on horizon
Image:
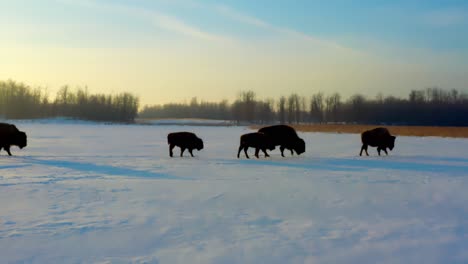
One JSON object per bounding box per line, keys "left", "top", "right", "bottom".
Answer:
{"left": 1, "top": 0, "right": 467, "bottom": 105}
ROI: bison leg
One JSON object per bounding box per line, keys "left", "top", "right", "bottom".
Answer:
{"left": 262, "top": 148, "right": 270, "bottom": 157}
{"left": 279, "top": 146, "right": 286, "bottom": 157}
{"left": 237, "top": 145, "right": 243, "bottom": 158}
{"left": 360, "top": 144, "right": 369, "bottom": 156}
{"left": 290, "top": 149, "right": 294, "bottom": 156}
{"left": 169, "top": 144, "right": 175, "bottom": 157}
{"left": 254, "top": 148, "right": 260, "bottom": 159}
{"left": 180, "top": 148, "right": 186, "bottom": 157}
{"left": 189, "top": 148, "right": 194, "bottom": 157}
{"left": 383, "top": 148, "right": 388, "bottom": 155}
{"left": 4, "top": 146, "right": 12, "bottom": 156}
{"left": 244, "top": 146, "right": 250, "bottom": 159}
{"left": 377, "top": 147, "right": 381, "bottom": 156}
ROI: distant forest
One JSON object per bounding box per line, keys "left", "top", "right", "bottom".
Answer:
{"left": 2, "top": 80, "right": 468, "bottom": 126}
{"left": 0, "top": 80, "right": 139, "bottom": 122}
{"left": 140, "top": 88, "right": 468, "bottom": 126}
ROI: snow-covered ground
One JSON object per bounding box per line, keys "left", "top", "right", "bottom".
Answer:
{"left": 138, "top": 119, "right": 235, "bottom": 126}
{"left": 1, "top": 123, "right": 467, "bottom": 263}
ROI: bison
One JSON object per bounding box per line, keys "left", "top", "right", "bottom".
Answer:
{"left": 167, "top": 132, "right": 204, "bottom": 157}
{"left": 360, "top": 127, "right": 396, "bottom": 156}
{"left": 237, "top": 132, "right": 275, "bottom": 159}
{"left": 0, "top": 123, "right": 27, "bottom": 156}
{"left": 258, "top": 125, "right": 305, "bottom": 157}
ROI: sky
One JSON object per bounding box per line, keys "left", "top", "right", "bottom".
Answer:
{"left": 1, "top": 0, "right": 468, "bottom": 105}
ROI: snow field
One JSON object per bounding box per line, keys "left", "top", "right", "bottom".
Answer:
{"left": 0, "top": 123, "right": 467, "bottom": 263}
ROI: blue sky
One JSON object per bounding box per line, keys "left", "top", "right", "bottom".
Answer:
{"left": 0, "top": 0, "right": 467, "bottom": 104}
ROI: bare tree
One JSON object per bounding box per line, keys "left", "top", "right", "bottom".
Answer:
{"left": 287, "top": 93, "right": 301, "bottom": 124}
{"left": 349, "top": 94, "right": 366, "bottom": 121}
{"left": 310, "top": 92, "right": 324, "bottom": 123}
{"left": 325, "top": 93, "right": 341, "bottom": 122}
{"left": 278, "top": 96, "right": 286, "bottom": 124}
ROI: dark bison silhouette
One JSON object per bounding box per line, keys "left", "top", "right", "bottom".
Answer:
{"left": 237, "top": 132, "right": 275, "bottom": 159}
{"left": 360, "top": 127, "right": 396, "bottom": 156}
{"left": 258, "top": 125, "right": 305, "bottom": 157}
{"left": 167, "top": 132, "right": 204, "bottom": 157}
{"left": 0, "top": 123, "right": 27, "bottom": 156}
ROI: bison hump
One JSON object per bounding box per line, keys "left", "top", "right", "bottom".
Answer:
{"left": 0, "top": 123, "right": 19, "bottom": 135}
{"left": 259, "top": 125, "right": 298, "bottom": 137}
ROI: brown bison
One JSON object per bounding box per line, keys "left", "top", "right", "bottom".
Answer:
{"left": 0, "top": 123, "right": 27, "bottom": 156}
{"left": 237, "top": 132, "right": 275, "bottom": 159}
{"left": 360, "top": 127, "right": 396, "bottom": 156}
{"left": 167, "top": 132, "right": 204, "bottom": 157}
{"left": 258, "top": 125, "right": 305, "bottom": 157}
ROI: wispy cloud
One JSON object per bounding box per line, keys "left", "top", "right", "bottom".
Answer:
{"left": 150, "top": 12, "right": 230, "bottom": 42}
{"left": 57, "top": 0, "right": 351, "bottom": 50}
{"left": 422, "top": 8, "right": 467, "bottom": 27}
{"left": 57, "top": 0, "right": 231, "bottom": 43}
{"left": 214, "top": 4, "right": 348, "bottom": 51}
{"left": 215, "top": 5, "right": 270, "bottom": 29}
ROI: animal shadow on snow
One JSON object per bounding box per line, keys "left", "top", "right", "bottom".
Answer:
{"left": 0, "top": 164, "right": 31, "bottom": 170}
{"left": 325, "top": 157, "right": 468, "bottom": 174}
{"left": 19, "top": 156, "right": 181, "bottom": 179}
{"left": 220, "top": 156, "right": 468, "bottom": 174}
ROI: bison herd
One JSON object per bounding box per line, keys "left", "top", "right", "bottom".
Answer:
{"left": 164, "top": 124, "right": 395, "bottom": 159}
{"left": 0, "top": 122, "right": 398, "bottom": 158}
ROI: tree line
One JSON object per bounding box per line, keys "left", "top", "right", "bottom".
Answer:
{"left": 2, "top": 80, "right": 467, "bottom": 126}
{"left": 0, "top": 80, "right": 139, "bottom": 122}
{"left": 140, "top": 88, "right": 468, "bottom": 126}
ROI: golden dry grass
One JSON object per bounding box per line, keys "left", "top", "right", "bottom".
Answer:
{"left": 252, "top": 124, "right": 468, "bottom": 138}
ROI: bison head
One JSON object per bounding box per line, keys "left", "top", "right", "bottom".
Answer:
{"left": 294, "top": 138, "right": 306, "bottom": 155}
{"left": 15, "top": 131, "right": 27, "bottom": 149}
{"left": 388, "top": 136, "right": 396, "bottom": 151}
{"left": 195, "top": 137, "right": 204, "bottom": 151}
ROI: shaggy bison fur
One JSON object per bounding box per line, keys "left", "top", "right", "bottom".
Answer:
{"left": 167, "top": 132, "right": 204, "bottom": 157}
{"left": 258, "top": 125, "right": 305, "bottom": 157}
{"left": 237, "top": 132, "right": 275, "bottom": 159}
{"left": 360, "top": 127, "right": 396, "bottom": 156}
{"left": 0, "top": 123, "right": 27, "bottom": 156}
